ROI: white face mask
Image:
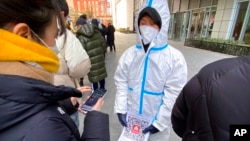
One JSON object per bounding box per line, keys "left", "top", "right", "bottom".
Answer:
{"left": 139, "top": 25, "right": 159, "bottom": 45}
{"left": 31, "top": 30, "right": 59, "bottom": 54}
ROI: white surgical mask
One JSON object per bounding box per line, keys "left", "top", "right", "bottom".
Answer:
{"left": 31, "top": 30, "right": 59, "bottom": 54}
{"left": 139, "top": 25, "right": 159, "bottom": 45}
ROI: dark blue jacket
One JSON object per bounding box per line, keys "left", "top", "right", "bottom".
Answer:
{"left": 0, "top": 75, "right": 110, "bottom": 141}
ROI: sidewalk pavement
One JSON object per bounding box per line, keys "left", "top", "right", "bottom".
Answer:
{"left": 78, "top": 32, "right": 234, "bottom": 141}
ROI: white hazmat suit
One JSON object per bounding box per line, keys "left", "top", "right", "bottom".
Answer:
{"left": 114, "top": 0, "right": 188, "bottom": 140}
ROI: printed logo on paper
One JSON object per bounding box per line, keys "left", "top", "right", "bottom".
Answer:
{"left": 132, "top": 124, "right": 140, "bottom": 134}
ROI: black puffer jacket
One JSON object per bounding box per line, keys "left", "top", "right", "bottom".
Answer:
{"left": 0, "top": 75, "right": 110, "bottom": 141}
{"left": 171, "top": 56, "right": 250, "bottom": 141}
{"left": 76, "top": 24, "right": 107, "bottom": 83}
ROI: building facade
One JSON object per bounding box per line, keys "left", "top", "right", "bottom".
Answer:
{"left": 69, "top": 0, "right": 111, "bottom": 25}
{"left": 113, "top": 0, "right": 250, "bottom": 44}
{"left": 168, "top": 0, "right": 250, "bottom": 45}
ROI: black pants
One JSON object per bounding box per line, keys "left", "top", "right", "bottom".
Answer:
{"left": 79, "top": 78, "right": 84, "bottom": 86}
{"left": 93, "top": 79, "right": 105, "bottom": 90}
{"left": 107, "top": 40, "right": 116, "bottom": 52}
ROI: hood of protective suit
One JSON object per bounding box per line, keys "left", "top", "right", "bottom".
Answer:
{"left": 135, "top": 0, "right": 170, "bottom": 47}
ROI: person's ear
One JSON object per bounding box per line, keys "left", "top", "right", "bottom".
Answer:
{"left": 12, "top": 23, "right": 33, "bottom": 40}
{"left": 60, "top": 11, "right": 66, "bottom": 22}
{"left": 60, "top": 11, "right": 65, "bottom": 17}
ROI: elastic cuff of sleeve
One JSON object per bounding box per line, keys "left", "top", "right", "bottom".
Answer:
{"left": 152, "top": 122, "right": 167, "bottom": 132}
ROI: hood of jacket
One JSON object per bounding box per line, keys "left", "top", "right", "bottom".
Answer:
{"left": 76, "top": 24, "right": 97, "bottom": 38}
{"left": 135, "top": 0, "right": 170, "bottom": 48}
{"left": 0, "top": 74, "right": 82, "bottom": 131}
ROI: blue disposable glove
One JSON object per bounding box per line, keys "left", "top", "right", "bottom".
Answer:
{"left": 117, "top": 113, "right": 127, "bottom": 127}
{"left": 142, "top": 124, "right": 159, "bottom": 134}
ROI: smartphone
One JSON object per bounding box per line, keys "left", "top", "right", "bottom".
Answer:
{"left": 81, "top": 88, "right": 107, "bottom": 112}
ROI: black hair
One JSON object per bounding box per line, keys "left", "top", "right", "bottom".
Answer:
{"left": 80, "top": 14, "right": 87, "bottom": 20}
{"left": 55, "top": 0, "right": 69, "bottom": 17}
{"left": 91, "top": 19, "right": 99, "bottom": 27}
{"left": 0, "top": 0, "right": 65, "bottom": 37}
{"left": 138, "top": 7, "right": 162, "bottom": 29}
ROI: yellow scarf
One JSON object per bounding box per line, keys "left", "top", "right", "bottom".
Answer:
{"left": 0, "top": 29, "right": 59, "bottom": 72}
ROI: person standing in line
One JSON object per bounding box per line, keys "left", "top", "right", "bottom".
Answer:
{"left": 95, "top": 19, "right": 107, "bottom": 40}
{"left": 106, "top": 23, "right": 116, "bottom": 52}
{"left": 76, "top": 14, "right": 87, "bottom": 29}
{"left": 91, "top": 18, "right": 108, "bottom": 57}
{"left": 76, "top": 17, "right": 108, "bottom": 93}
{"left": 54, "top": 0, "right": 91, "bottom": 128}
{"left": 114, "top": 0, "right": 187, "bottom": 141}
{"left": 171, "top": 56, "right": 250, "bottom": 141}
{"left": 76, "top": 14, "right": 89, "bottom": 87}
{"left": 0, "top": 0, "right": 109, "bottom": 140}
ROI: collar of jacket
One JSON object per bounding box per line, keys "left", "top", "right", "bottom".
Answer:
{"left": 0, "top": 61, "right": 54, "bottom": 84}
{"left": 0, "top": 29, "right": 59, "bottom": 73}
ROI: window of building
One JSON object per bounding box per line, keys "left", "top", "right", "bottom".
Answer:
{"left": 200, "top": 7, "right": 216, "bottom": 38}
{"left": 77, "top": 1, "right": 80, "bottom": 12}
{"left": 232, "top": 1, "right": 248, "bottom": 41}
{"left": 168, "top": 14, "right": 175, "bottom": 39}
{"left": 190, "top": 9, "right": 204, "bottom": 38}
{"left": 173, "top": 12, "right": 183, "bottom": 39}
{"left": 180, "top": 12, "right": 190, "bottom": 39}
{"left": 243, "top": 5, "right": 250, "bottom": 44}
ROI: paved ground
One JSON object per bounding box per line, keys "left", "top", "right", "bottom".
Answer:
{"left": 79, "top": 32, "right": 234, "bottom": 141}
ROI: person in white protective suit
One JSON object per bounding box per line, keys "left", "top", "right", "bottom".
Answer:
{"left": 114, "top": 0, "right": 188, "bottom": 140}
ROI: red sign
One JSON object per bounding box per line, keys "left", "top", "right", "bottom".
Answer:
{"left": 132, "top": 124, "right": 141, "bottom": 134}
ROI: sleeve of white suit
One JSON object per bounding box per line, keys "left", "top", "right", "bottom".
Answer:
{"left": 114, "top": 51, "right": 130, "bottom": 114}
{"left": 153, "top": 51, "right": 188, "bottom": 132}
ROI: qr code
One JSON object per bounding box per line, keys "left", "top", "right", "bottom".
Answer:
{"left": 123, "top": 114, "right": 150, "bottom": 141}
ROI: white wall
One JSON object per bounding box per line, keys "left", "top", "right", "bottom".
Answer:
{"left": 113, "top": 0, "right": 134, "bottom": 31}
{"left": 127, "top": 0, "right": 134, "bottom": 31}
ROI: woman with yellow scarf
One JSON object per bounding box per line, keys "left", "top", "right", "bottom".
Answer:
{"left": 0, "top": 0, "right": 109, "bottom": 141}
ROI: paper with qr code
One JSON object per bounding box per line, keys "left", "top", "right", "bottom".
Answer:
{"left": 118, "top": 112, "right": 152, "bottom": 141}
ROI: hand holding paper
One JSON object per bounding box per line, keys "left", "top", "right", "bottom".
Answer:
{"left": 142, "top": 124, "right": 159, "bottom": 134}
{"left": 117, "top": 113, "right": 127, "bottom": 127}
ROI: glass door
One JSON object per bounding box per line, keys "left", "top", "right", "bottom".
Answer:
{"left": 168, "top": 14, "right": 175, "bottom": 39}
{"left": 190, "top": 11, "right": 199, "bottom": 38}
{"left": 201, "top": 7, "right": 217, "bottom": 38}
{"left": 180, "top": 12, "right": 190, "bottom": 40}
{"left": 242, "top": 5, "right": 250, "bottom": 45}
{"left": 190, "top": 9, "right": 205, "bottom": 38}
{"left": 239, "top": 2, "right": 250, "bottom": 44}
{"left": 232, "top": 1, "right": 249, "bottom": 41}
{"left": 201, "top": 8, "right": 210, "bottom": 38}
